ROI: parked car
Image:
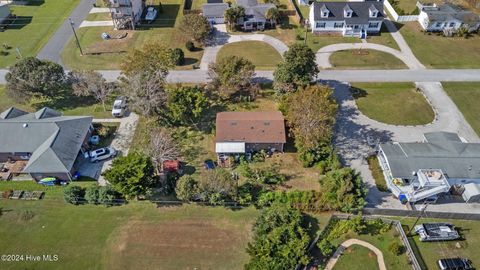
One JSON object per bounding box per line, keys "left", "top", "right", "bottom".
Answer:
{"left": 437, "top": 258, "right": 473, "bottom": 270}
{"left": 145, "top": 7, "right": 158, "bottom": 22}
{"left": 112, "top": 96, "right": 127, "bottom": 118}
{"left": 85, "top": 147, "right": 117, "bottom": 163}
{"left": 204, "top": 159, "right": 215, "bottom": 170}
{"left": 414, "top": 223, "right": 460, "bottom": 242}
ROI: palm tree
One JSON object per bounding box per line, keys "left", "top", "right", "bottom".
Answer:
{"left": 265, "top": 7, "right": 280, "bottom": 27}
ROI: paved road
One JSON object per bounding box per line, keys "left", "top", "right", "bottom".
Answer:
{"left": 36, "top": 0, "right": 95, "bottom": 64}
{"left": 384, "top": 19, "right": 425, "bottom": 69}
{"left": 324, "top": 239, "right": 387, "bottom": 270}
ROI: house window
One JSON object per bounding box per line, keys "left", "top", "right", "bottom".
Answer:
{"left": 368, "top": 22, "right": 379, "bottom": 28}
{"left": 346, "top": 11, "right": 352, "bottom": 18}
{"left": 370, "top": 11, "right": 377, "bottom": 18}
{"left": 449, "top": 22, "right": 455, "bottom": 27}
{"left": 334, "top": 22, "right": 344, "bottom": 28}
{"left": 316, "top": 22, "right": 326, "bottom": 28}
{"left": 323, "top": 12, "right": 328, "bottom": 17}
{"left": 435, "top": 22, "right": 442, "bottom": 27}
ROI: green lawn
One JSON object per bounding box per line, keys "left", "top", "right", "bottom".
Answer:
{"left": 85, "top": 12, "right": 112, "bottom": 21}
{"left": 351, "top": 82, "right": 435, "bottom": 126}
{"left": 442, "top": 82, "right": 480, "bottom": 136}
{"left": 0, "top": 181, "right": 258, "bottom": 270}
{"left": 329, "top": 50, "right": 407, "bottom": 70}
{"left": 61, "top": 0, "right": 204, "bottom": 70}
{"left": 400, "top": 22, "right": 480, "bottom": 68}
{"left": 401, "top": 218, "right": 480, "bottom": 270}
{"left": 216, "top": 41, "right": 283, "bottom": 70}
{"left": 367, "top": 155, "right": 388, "bottom": 192}
{"left": 333, "top": 245, "right": 380, "bottom": 270}
{"left": 0, "top": 85, "right": 114, "bottom": 118}
{"left": 0, "top": 0, "right": 80, "bottom": 68}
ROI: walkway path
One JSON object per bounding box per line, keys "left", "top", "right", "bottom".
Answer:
{"left": 199, "top": 24, "right": 288, "bottom": 70}
{"left": 324, "top": 239, "right": 386, "bottom": 270}
{"left": 384, "top": 19, "right": 425, "bottom": 69}
{"left": 79, "top": 20, "right": 114, "bottom": 28}
{"left": 37, "top": 0, "right": 94, "bottom": 65}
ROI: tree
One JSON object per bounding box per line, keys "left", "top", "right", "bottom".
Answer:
{"left": 178, "top": 14, "right": 212, "bottom": 44}
{"left": 63, "top": 185, "right": 85, "bottom": 205}
{"left": 285, "top": 84, "right": 337, "bottom": 149}
{"left": 198, "top": 168, "right": 237, "bottom": 204}
{"left": 149, "top": 128, "right": 180, "bottom": 171}
{"left": 102, "top": 152, "right": 156, "bottom": 199}
{"left": 5, "top": 57, "right": 67, "bottom": 102}
{"left": 224, "top": 6, "right": 245, "bottom": 31}
{"left": 165, "top": 86, "right": 210, "bottom": 126}
{"left": 273, "top": 43, "right": 319, "bottom": 93}
{"left": 208, "top": 55, "right": 257, "bottom": 99}
{"left": 122, "top": 70, "right": 168, "bottom": 117}
{"left": 120, "top": 42, "right": 174, "bottom": 77}
{"left": 175, "top": 175, "right": 199, "bottom": 201}
{"left": 318, "top": 168, "right": 366, "bottom": 212}
{"left": 265, "top": 7, "right": 280, "bottom": 25}
{"left": 68, "top": 70, "right": 115, "bottom": 111}
{"left": 245, "top": 204, "right": 311, "bottom": 270}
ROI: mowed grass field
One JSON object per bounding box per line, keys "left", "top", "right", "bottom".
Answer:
{"left": 0, "top": 181, "right": 258, "bottom": 270}
{"left": 216, "top": 41, "right": 283, "bottom": 70}
{"left": 442, "top": 82, "right": 480, "bottom": 136}
{"left": 0, "top": 0, "right": 80, "bottom": 68}
{"left": 329, "top": 50, "right": 407, "bottom": 70}
{"left": 0, "top": 86, "right": 113, "bottom": 118}
{"left": 350, "top": 82, "right": 435, "bottom": 125}
{"left": 332, "top": 245, "right": 380, "bottom": 270}
{"left": 400, "top": 22, "right": 480, "bottom": 68}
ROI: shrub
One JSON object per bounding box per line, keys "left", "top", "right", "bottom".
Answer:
{"left": 175, "top": 175, "right": 198, "bottom": 201}
{"left": 63, "top": 185, "right": 85, "bottom": 205}
{"left": 171, "top": 48, "right": 185, "bottom": 65}
{"left": 318, "top": 239, "right": 335, "bottom": 256}
{"left": 388, "top": 240, "right": 402, "bottom": 255}
{"left": 185, "top": 41, "right": 195, "bottom": 51}
{"left": 85, "top": 185, "right": 101, "bottom": 204}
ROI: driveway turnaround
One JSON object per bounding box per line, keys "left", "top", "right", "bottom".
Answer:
{"left": 324, "top": 239, "right": 387, "bottom": 270}
{"left": 37, "top": 0, "right": 94, "bottom": 65}
{"left": 200, "top": 24, "right": 289, "bottom": 70}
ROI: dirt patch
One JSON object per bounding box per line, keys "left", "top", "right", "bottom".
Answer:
{"left": 104, "top": 217, "right": 252, "bottom": 270}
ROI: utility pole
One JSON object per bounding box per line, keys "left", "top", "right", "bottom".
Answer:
{"left": 407, "top": 202, "right": 429, "bottom": 236}
{"left": 69, "top": 18, "right": 83, "bottom": 56}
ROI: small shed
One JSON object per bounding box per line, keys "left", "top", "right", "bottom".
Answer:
{"left": 462, "top": 183, "right": 480, "bottom": 203}
{"left": 0, "top": 3, "right": 11, "bottom": 24}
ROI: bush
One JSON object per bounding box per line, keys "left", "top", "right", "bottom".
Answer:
{"left": 85, "top": 185, "right": 101, "bottom": 204}
{"left": 63, "top": 185, "right": 85, "bottom": 205}
{"left": 175, "top": 175, "right": 198, "bottom": 201}
{"left": 388, "top": 240, "right": 402, "bottom": 255}
{"left": 185, "top": 41, "right": 195, "bottom": 51}
{"left": 171, "top": 48, "right": 185, "bottom": 65}
{"left": 318, "top": 239, "right": 335, "bottom": 256}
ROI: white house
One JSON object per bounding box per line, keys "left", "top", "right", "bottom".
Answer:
{"left": 309, "top": 0, "right": 384, "bottom": 38}
{"left": 108, "top": 0, "right": 145, "bottom": 29}
{"left": 417, "top": 2, "right": 480, "bottom": 32}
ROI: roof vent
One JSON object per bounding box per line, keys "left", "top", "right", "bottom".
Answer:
{"left": 22, "top": 123, "right": 28, "bottom": 128}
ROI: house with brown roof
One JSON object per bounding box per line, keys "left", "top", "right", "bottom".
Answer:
{"left": 215, "top": 111, "right": 286, "bottom": 159}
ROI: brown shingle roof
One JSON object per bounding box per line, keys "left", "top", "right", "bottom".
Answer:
{"left": 215, "top": 111, "right": 286, "bottom": 143}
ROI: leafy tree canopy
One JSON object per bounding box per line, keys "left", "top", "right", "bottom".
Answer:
{"left": 178, "top": 14, "right": 212, "bottom": 44}
{"left": 165, "top": 86, "right": 210, "bottom": 126}
{"left": 120, "top": 42, "right": 174, "bottom": 77}
{"left": 319, "top": 168, "right": 367, "bottom": 212}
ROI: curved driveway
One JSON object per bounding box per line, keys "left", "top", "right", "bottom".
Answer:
{"left": 324, "top": 239, "right": 386, "bottom": 270}
{"left": 199, "top": 25, "right": 288, "bottom": 70}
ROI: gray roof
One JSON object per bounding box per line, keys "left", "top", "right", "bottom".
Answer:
{"left": 0, "top": 107, "right": 92, "bottom": 174}
{"left": 312, "top": 1, "right": 384, "bottom": 24}
{"left": 202, "top": 3, "right": 229, "bottom": 17}
{"left": 380, "top": 132, "right": 480, "bottom": 180}
{"left": 422, "top": 3, "right": 480, "bottom": 24}
{"left": 0, "top": 107, "right": 28, "bottom": 119}
{"left": 237, "top": 0, "right": 275, "bottom": 21}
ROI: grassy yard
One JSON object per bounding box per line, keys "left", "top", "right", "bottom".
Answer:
{"left": 329, "top": 50, "right": 407, "bottom": 70}
{"left": 401, "top": 218, "right": 480, "bottom": 270}
{"left": 0, "top": 85, "right": 114, "bottom": 118}
{"left": 400, "top": 22, "right": 480, "bottom": 68}
{"left": 367, "top": 155, "right": 388, "bottom": 192}
{"left": 0, "top": 181, "right": 258, "bottom": 270}
{"left": 351, "top": 82, "right": 435, "bottom": 126}
{"left": 442, "top": 82, "right": 480, "bottom": 136}
{"left": 85, "top": 12, "right": 112, "bottom": 21}
{"left": 0, "top": 0, "right": 80, "bottom": 68}
{"left": 61, "top": 0, "right": 203, "bottom": 70}
{"left": 216, "top": 41, "right": 283, "bottom": 70}
{"left": 333, "top": 245, "right": 380, "bottom": 270}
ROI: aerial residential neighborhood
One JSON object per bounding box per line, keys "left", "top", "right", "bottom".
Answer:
{"left": 0, "top": 0, "right": 480, "bottom": 269}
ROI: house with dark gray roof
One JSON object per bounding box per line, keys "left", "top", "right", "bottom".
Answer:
{"left": 237, "top": 0, "right": 276, "bottom": 30}
{"left": 202, "top": 1, "right": 229, "bottom": 24}
{"left": 417, "top": 2, "right": 480, "bottom": 32}
{"left": 309, "top": 0, "right": 384, "bottom": 37}
{"left": 377, "top": 132, "right": 480, "bottom": 203}
{"left": 0, "top": 107, "right": 93, "bottom": 182}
